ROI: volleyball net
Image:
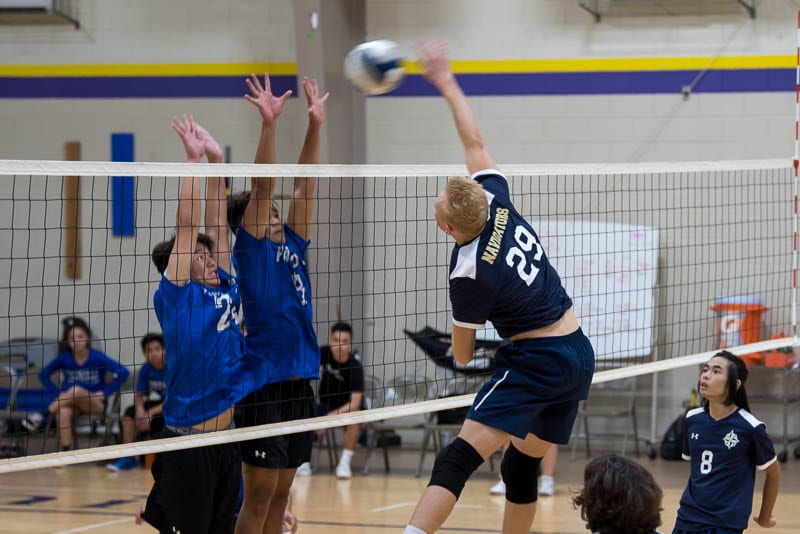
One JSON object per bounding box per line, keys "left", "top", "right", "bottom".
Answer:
{"left": 0, "top": 159, "right": 794, "bottom": 472}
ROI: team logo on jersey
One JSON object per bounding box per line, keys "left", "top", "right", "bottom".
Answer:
{"left": 690, "top": 432, "right": 699, "bottom": 440}
{"left": 723, "top": 430, "right": 739, "bottom": 449}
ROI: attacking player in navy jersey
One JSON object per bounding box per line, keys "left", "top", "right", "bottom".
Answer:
{"left": 230, "top": 74, "right": 328, "bottom": 534}
{"left": 138, "top": 116, "right": 267, "bottom": 534}
{"left": 405, "top": 40, "right": 595, "bottom": 534}
{"left": 673, "top": 351, "right": 780, "bottom": 534}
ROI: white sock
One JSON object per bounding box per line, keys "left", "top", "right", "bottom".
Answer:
{"left": 404, "top": 526, "right": 427, "bottom": 534}
{"left": 340, "top": 448, "right": 354, "bottom": 466}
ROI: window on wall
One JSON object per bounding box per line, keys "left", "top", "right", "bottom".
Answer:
{"left": 0, "top": 0, "right": 80, "bottom": 28}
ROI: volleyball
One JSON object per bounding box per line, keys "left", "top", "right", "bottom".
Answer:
{"left": 343, "top": 39, "right": 405, "bottom": 95}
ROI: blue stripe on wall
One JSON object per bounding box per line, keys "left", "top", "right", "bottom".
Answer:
{"left": 0, "top": 69, "right": 790, "bottom": 98}
{"left": 0, "top": 75, "right": 298, "bottom": 98}
{"left": 387, "top": 68, "right": 795, "bottom": 96}
{"left": 111, "top": 133, "right": 135, "bottom": 237}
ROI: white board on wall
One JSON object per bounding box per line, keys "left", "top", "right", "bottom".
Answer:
{"left": 535, "top": 220, "right": 659, "bottom": 362}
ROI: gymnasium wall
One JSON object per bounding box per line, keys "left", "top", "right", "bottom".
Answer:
{"left": 1, "top": 0, "right": 797, "bottom": 440}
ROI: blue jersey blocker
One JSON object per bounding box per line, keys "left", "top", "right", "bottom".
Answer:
{"left": 153, "top": 269, "right": 267, "bottom": 428}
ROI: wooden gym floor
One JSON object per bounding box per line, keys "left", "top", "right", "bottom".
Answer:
{"left": 0, "top": 447, "right": 797, "bottom": 533}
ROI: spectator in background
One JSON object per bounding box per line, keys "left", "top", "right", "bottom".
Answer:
{"left": 39, "top": 316, "right": 130, "bottom": 452}
{"left": 572, "top": 454, "right": 663, "bottom": 534}
{"left": 296, "top": 321, "right": 364, "bottom": 479}
{"left": 107, "top": 332, "right": 167, "bottom": 471}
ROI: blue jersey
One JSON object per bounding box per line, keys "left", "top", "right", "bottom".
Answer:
{"left": 39, "top": 348, "right": 130, "bottom": 399}
{"left": 233, "top": 224, "right": 320, "bottom": 384}
{"left": 675, "top": 406, "right": 777, "bottom": 531}
{"left": 153, "top": 269, "right": 266, "bottom": 428}
{"left": 449, "top": 170, "right": 572, "bottom": 338}
{"left": 135, "top": 362, "right": 167, "bottom": 400}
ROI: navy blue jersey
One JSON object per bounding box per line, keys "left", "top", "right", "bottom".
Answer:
{"left": 675, "top": 406, "right": 777, "bottom": 531}
{"left": 135, "top": 362, "right": 167, "bottom": 400}
{"left": 449, "top": 170, "right": 572, "bottom": 338}
{"left": 233, "top": 224, "right": 320, "bottom": 384}
{"left": 154, "top": 269, "right": 267, "bottom": 427}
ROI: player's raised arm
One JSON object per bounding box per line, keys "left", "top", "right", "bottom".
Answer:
{"left": 167, "top": 115, "right": 204, "bottom": 285}
{"left": 288, "top": 76, "right": 328, "bottom": 241}
{"left": 242, "top": 73, "right": 291, "bottom": 239}
{"left": 417, "top": 39, "right": 495, "bottom": 175}
{"left": 197, "top": 124, "right": 231, "bottom": 273}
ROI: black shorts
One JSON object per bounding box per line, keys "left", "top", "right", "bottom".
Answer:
{"left": 123, "top": 401, "right": 164, "bottom": 437}
{"left": 141, "top": 428, "right": 241, "bottom": 534}
{"left": 235, "top": 379, "right": 314, "bottom": 468}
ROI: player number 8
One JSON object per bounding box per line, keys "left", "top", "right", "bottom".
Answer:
{"left": 700, "top": 449, "right": 713, "bottom": 474}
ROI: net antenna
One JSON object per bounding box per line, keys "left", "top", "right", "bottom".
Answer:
{"left": 793, "top": 9, "right": 800, "bottom": 343}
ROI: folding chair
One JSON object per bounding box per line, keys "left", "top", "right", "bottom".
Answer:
{"left": 571, "top": 376, "right": 641, "bottom": 458}
{"left": 362, "top": 374, "right": 434, "bottom": 475}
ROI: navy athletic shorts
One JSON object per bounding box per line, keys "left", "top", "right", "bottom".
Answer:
{"left": 466, "top": 328, "right": 595, "bottom": 443}
{"left": 235, "top": 378, "right": 314, "bottom": 469}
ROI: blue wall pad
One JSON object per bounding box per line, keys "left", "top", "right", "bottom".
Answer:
{"left": 111, "top": 133, "right": 135, "bottom": 236}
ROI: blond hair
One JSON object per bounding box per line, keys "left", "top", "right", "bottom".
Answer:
{"left": 441, "top": 177, "right": 488, "bottom": 238}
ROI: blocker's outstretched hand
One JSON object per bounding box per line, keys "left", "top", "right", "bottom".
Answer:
{"left": 302, "top": 75, "right": 329, "bottom": 128}
{"left": 245, "top": 73, "right": 292, "bottom": 126}
{"left": 171, "top": 115, "right": 206, "bottom": 163}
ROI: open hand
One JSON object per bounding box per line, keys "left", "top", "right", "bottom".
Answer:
{"left": 171, "top": 115, "right": 205, "bottom": 162}
{"left": 195, "top": 124, "right": 223, "bottom": 163}
{"left": 416, "top": 38, "right": 454, "bottom": 88}
{"left": 302, "top": 76, "right": 329, "bottom": 127}
{"left": 244, "top": 73, "right": 292, "bottom": 125}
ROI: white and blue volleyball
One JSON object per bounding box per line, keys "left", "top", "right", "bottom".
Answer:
{"left": 344, "top": 39, "right": 405, "bottom": 95}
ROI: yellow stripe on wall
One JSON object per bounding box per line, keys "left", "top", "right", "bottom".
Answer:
{"left": 0, "top": 62, "right": 296, "bottom": 77}
{"left": 0, "top": 55, "right": 793, "bottom": 78}
{"left": 403, "top": 55, "right": 795, "bottom": 74}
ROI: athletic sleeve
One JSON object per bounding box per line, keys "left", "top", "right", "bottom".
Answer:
{"left": 349, "top": 360, "right": 364, "bottom": 393}
{"left": 38, "top": 353, "right": 65, "bottom": 396}
{"left": 681, "top": 417, "right": 691, "bottom": 461}
{"left": 472, "top": 170, "right": 510, "bottom": 203}
{"left": 98, "top": 350, "right": 130, "bottom": 399}
{"left": 135, "top": 364, "right": 150, "bottom": 394}
{"left": 753, "top": 424, "right": 778, "bottom": 470}
{"left": 232, "top": 227, "right": 270, "bottom": 283}
{"left": 450, "top": 276, "right": 495, "bottom": 329}
{"left": 284, "top": 224, "right": 310, "bottom": 256}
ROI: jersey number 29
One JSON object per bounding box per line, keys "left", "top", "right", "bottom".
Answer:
{"left": 505, "top": 226, "right": 543, "bottom": 286}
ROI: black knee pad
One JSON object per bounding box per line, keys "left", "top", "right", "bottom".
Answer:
{"left": 500, "top": 444, "right": 541, "bottom": 504}
{"left": 428, "top": 437, "right": 484, "bottom": 499}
